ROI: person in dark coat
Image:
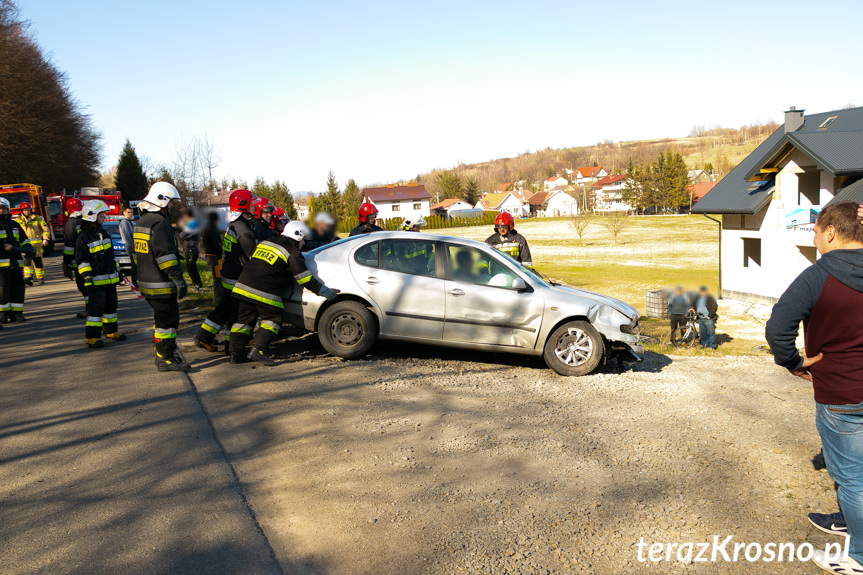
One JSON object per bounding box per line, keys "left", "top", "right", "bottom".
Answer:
{"left": 689, "top": 285, "right": 718, "bottom": 349}
{"left": 303, "top": 212, "right": 339, "bottom": 251}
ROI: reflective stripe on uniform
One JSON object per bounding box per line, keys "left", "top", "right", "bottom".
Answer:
{"left": 251, "top": 242, "right": 289, "bottom": 265}
{"left": 138, "top": 280, "right": 177, "bottom": 296}
{"left": 221, "top": 277, "right": 237, "bottom": 291}
{"left": 0, "top": 303, "right": 9, "bottom": 311}
{"left": 63, "top": 247, "right": 74, "bottom": 255}
{"left": 77, "top": 263, "right": 93, "bottom": 274}
{"left": 154, "top": 327, "right": 177, "bottom": 340}
{"left": 156, "top": 253, "right": 179, "bottom": 270}
{"left": 230, "top": 323, "right": 253, "bottom": 335}
{"left": 92, "top": 272, "right": 119, "bottom": 285}
{"left": 200, "top": 318, "right": 221, "bottom": 334}
{"left": 260, "top": 320, "right": 280, "bottom": 333}
{"left": 86, "top": 317, "right": 102, "bottom": 327}
{"left": 294, "top": 271, "right": 312, "bottom": 285}
{"left": 232, "top": 282, "right": 283, "bottom": 309}
{"left": 88, "top": 238, "right": 112, "bottom": 253}
{"left": 102, "top": 313, "right": 118, "bottom": 324}
{"left": 0, "top": 259, "right": 11, "bottom": 268}
{"left": 10, "top": 303, "right": 23, "bottom": 311}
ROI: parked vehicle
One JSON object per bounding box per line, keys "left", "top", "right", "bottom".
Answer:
{"left": 0, "top": 183, "right": 56, "bottom": 254}
{"left": 283, "top": 231, "right": 642, "bottom": 376}
{"left": 45, "top": 193, "right": 67, "bottom": 243}
{"left": 79, "top": 188, "right": 123, "bottom": 216}
{"left": 101, "top": 220, "right": 132, "bottom": 273}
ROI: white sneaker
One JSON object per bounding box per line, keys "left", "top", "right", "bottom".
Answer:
{"left": 812, "top": 549, "right": 863, "bottom": 574}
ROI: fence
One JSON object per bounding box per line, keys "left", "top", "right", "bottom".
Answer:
{"left": 336, "top": 211, "right": 501, "bottom": 235}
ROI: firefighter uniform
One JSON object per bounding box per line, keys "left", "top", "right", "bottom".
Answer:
{"left": 195, "top": 214, "right": 257, "bottom": 348}
{"left": 349, "top": 222, "right": 383, "bottom": 236}
{"left": 63, "top": 215, "right": 89, "bottom": 315}
{"left": 134, "top": 210, "right": 187, "bottom": 368}
{"left": 485, "top": 230, "right": 533, "bottom": 266}
{"left": 229, "top": 234, "right": 330, "bottom": 362}
{"left": 15, "top": 212, "right": 49, "bottom": 283}
{"left": 0, "top": 217, "right": 27, "bottom": 321}
{"left": 75, "top": 221, "right": 121, "bottom": 346}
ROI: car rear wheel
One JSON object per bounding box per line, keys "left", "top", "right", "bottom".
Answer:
{"left": 543, "top": 320, "right": 603, "bottom": 376}
{"left": 318, "top": 300, "right": 377, "bottom": 359}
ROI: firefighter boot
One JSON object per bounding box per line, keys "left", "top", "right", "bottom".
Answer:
{"left": 155, "top": 340, "right": 190, "bottom": 372}
{"left": 194, "top": 336, "right": 219, "bottom": 353}
{"left": 229, "top": 332, "right": 250, "bottom": 364}
{"left": 105, "top": 332, "right": 127, "bottom": 341}
{"left": 247, "top": 346, "right": 278, "bottom": 366}
{"left": 86, "top": 338, "right": 105, "bottom": 348}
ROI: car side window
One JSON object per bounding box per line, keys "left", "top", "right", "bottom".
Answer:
{"left": 355, "top": 241, "right": 379, "bottom": 268}
{"left": 448, "top": 245, "right": 519, "bottom": 289}
{"left": 381, "top": 239, "right": 435, "bottom": 277}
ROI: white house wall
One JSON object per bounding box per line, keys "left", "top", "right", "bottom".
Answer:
{"left": 371, "top": 199, "right": 431, "bottom": 220}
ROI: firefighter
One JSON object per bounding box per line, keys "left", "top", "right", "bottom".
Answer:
{"left": 75, "top": 200, "right": 126, "bottom": 348}
{"left": 0, "top": 197, "right": 32, "bottom": 324}
{"left": 393, "top": 214, "right": 431, "bottom": 274}
{"left": 62, "top": 198, "right": 89, "bottom": 319}
{"left": 399, "top": 213, "right": 426, "bottom": 232}
{"left": 229, "top": 220, "right": 335, "bottom": 365}
{"left": 194, "top": 189, "right": 257, "bottom": 354}
{"left": 485, "top": 212, "right": 533, "bottom": 267}
{"left": 303, "top": 212, "right": 337, "bottom": 251}
{"left": 14, "top": 202, "right": 50, "bottom": 285}
{"left": 200, "top": 210, "right": 224, "bottom": 305}
{"left": 271, "top": 207, "right": 289, "bottom": 234}
{"left": 135, "top": 182, "right": 190, "bottom": 372}
{"left": 349, "top": 203, "right": 383, "bottom": 236}
{"left": 251, "top": 197, "right": 274, "bottom": 241}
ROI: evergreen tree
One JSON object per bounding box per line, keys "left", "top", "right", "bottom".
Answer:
{"left": 113, "top": 139, "right": 149, "bottom": 201}
{"left": 251, "top": 175, "right": 270, "bottom": 198}
{"left": 464, "top": 178, "right": 481, "bottom": 205}
{"left": 436, "top": 171, "right": 463, "bottom": 199}
{"left": 307, "top": 194, "right": 317, "bottom": 220}
{"left": 343, "top": 178, "right": 363, "bottom": 219}
{"left": 318, "top": 171, "right": 343, "bottom": 219}
{"left": 269, "top": 179, "right": 296, "bottom": 219}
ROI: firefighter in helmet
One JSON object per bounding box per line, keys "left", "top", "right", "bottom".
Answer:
{"left": 399, "top": 214, "right": 426, "bottom": 232}
{"left": 135, "top": 182, "right": 190, "bottom": 372}
{"left": 194, "top": 189, "right": 258, "bottom": 354}
{"left": 62, "top": 197, "right": 89, "bottom": 318}
{"left": 75, "top": 200, "right": 126, "bottom": 348}
{"left": 251, "top": 197, "right": 274, "bottom": 242}
{"left": 229, "top": 220, "right": 335, "bottom": 365}
{"left": 270, "top": 207, "right": 287, "bottom": 234}
{"left": 349, "top": 203, "right": 382, "bottom": 236}
{"left": 14, "top": 201, "right": 50, "bottom": 285}
{"left": 485, "top": 212, "right": 533, "bottom": 267}
{"left": 394, "top": 213, "right": 430, "bottom": 274}
{"left": 0, "top": 196, "right": 31, "bottom": 324}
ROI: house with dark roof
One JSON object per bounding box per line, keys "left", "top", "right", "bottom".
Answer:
{"left": 692, "top": 105, "right": 863, "bottom": 303}
{"left": 363, "top": 183, "right": 431, "bottom": 220}
{"left": 590, "top": 175, "right": 630, "bottom": 212}
{"left": 527, "top": 190, "right": 578, "bottom": 217}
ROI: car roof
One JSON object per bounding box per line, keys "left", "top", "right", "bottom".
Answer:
{"left": 335, "top": 230, "right": 492, "bottom": 249}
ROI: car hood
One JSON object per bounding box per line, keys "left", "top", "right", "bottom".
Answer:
{"left": 549, "top": 285, "right": 639, "bottom": 319}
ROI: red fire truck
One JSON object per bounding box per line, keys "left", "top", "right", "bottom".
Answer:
{"left": 0, "top": 183, "right": 56, "bottom": 253}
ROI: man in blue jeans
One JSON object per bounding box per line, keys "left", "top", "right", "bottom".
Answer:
{"left": 766, "top": 201, "right": 863, "bottom": 574}
{"left": 691, "top": 285, "right": 717, "bottom": 349}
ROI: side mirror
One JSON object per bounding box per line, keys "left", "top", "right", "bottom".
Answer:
{"left": 511, "top": 278, "right": 527, "bottom": 291}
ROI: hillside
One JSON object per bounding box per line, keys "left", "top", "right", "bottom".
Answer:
{"left": 416, "top": 123, "right": 777, "bottom": 198}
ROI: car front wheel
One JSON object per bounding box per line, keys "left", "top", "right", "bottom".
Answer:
{"left": 543, "top": 320, "right": 603, "bottom": 376}
{"left": 318, "top": 300, "right": 377, "bottom": 359}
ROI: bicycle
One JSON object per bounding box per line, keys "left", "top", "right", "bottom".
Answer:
{"left": 671, "top": 310, "right": 699, "bottom": 349}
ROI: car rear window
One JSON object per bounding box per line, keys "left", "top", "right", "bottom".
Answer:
{"left": 355, "top": 241, "right": 379, "bottom": 268}
{"left": 381, "top": 239, "right": 435, "bottom": 278}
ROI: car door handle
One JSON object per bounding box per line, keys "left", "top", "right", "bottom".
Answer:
{"left": 449, "top": 288, "right": 465, "bottom": 296}
{"left": 366, "top": 276, "right": 380, "bottom": 285}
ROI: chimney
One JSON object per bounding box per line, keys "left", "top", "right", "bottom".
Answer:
{"left": 785, "top": 106, "right": 805, "bottom": 133}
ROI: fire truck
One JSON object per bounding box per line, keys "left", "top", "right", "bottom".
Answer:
{"left": 0, "top": 183, "right": 56, "bottom": 254}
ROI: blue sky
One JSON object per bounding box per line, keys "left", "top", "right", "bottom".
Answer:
{"left": 20, "top": 0, "right": 863, "bottom": 192}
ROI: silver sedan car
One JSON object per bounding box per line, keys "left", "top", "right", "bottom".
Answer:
{"left": 283, "top": 231, "right": 643, "bottom": 376}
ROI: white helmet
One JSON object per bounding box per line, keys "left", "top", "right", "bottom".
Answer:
{"left": 400, "top": 213, "right": 427, "bottom": 231}
{"left": 0, "top": 197, "right": 9, "bottom": 210}
{"left": 82, "top": 199, "right": 110, "bottom": 222}
{"left": 314, "top": 212, "right": 335, "bottom": 226}
{"left": 141, "top": 182, "right": 181, "bottom": 211}
{"left": 282, "top": 220, "right": 311, "bottom": 242}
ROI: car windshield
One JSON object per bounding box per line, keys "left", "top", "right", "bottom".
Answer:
{"left": 47, "top": 200, "right": 61, "bottom": 218}
{"left": 101, "top": 222, "right": 121, "bottom": 240}
{"left": 2, "top": 192, "right": 32, "bottom": 209}
{"left": 494, "top": 250, "right": 549, "bottom": 287}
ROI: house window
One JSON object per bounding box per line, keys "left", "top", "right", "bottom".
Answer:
{"left": 819, "top": 116, "right": 837, "bottom": 130}
{"left": 743, "top": 238, "right": 761, "bottom": 268}
{"left": 797, "top": 172, "right": 820, "bottom": 206}
{"left": 413, "top": 202, "right": 421, "bottom": 210}
{"left": 392, "top": 204, "right": 400, "bottom": 212}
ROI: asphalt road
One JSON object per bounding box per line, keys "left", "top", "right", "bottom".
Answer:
{"left": 0, "top": 256, "right": 282, "bottom": 575}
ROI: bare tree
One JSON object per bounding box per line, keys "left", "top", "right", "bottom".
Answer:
{"left": 602, "top": 211, "right": 629, "bottom": 244}
{"left": 198, "top": 134, "right": 222, "bottom": 190}
{"left": 571, "top": 214, "right": 590, "bottom": 245}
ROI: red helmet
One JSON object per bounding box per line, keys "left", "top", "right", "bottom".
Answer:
{"left": 495, "top": 212, "right": 514, "bottom": 228}
{"left": 66, "top": 197, "right": 83, "bottom": 215}
{"left": 358, "top": 202, "right": 378, "bottom": 223}
{"left": 229, "top": 189, "right": 254, "bottom": 213}
{"left": 251, "top": 197, "right": 273, "bottom": 219}
{"left": 270, "top": 207, "right": 285, "bottom": 229}
{"left": 19, "top": 201, "right": 32, "bottom": 210}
